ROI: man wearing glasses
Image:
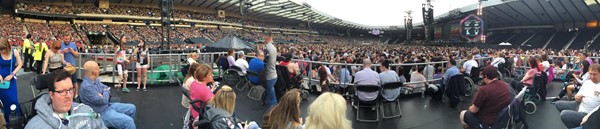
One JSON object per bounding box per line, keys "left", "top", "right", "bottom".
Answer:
{"left": 25, "top": 70, "right": 106, "bottom": 129}
{"left": 555, "top": 64, "right": 600, "bottom": 128}
{"left": 79, "top": 61, "right": 136, "bottom": 129}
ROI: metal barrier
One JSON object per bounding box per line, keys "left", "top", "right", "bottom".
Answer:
{"left": 292, "top": 57, "right": 492, "bottom": 97}
{"left": 500, "top": 54, "right": 600, "bottom": 80}
{"left": 76, "top": 51, "right": 241, "bottom": 84}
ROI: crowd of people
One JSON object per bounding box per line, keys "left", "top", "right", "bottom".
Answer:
{"left": 0, "top": 15, "right": 24, "bottom": 46}
{"left": 1, "top": 2, "right": 600, "bottom": 129}
{"left": 16, "top": 3, "right": 73, "bottom": 14}
{"left": 17, "top": 2, "right": 309, "bottom": 30}
{"left": 1, "top": 29, "right": 600, "bottom": 129}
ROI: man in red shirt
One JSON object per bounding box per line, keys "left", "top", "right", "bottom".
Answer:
{"left": 460, "top": 66, "right": 512, "bottom": 129}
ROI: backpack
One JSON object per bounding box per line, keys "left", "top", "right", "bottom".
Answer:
{"left": 197, "top": 106, "right": 241, "bottom": 129}
{"left": 181, "top": 60, "right": 191, "bottom": 79}
{"left": 190, "top": 98, "right": 241, "bottom": 129}
{"left": 219, "top": 56, "right": 230, "bottom": 71}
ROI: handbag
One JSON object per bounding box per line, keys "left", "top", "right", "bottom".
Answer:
{"left": 0, "top": 49, "right": 14, "bottom": 89}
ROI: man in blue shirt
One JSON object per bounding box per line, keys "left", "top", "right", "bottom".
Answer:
{"left": 444, "top": 59, "right": 460, "bottom": 86}
{"left": 248, "top": 51, "right": 265, "bottom": 85}
{"left": 61, "top": 35, "right": 80, "bottom": 96}
{"left": 79, "top": 61, "right": 137, "bottom": 129}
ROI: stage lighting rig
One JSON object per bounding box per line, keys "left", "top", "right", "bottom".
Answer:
{"left": 404, "top": 11, "right": 413, "bottom": 43}
{"left": 422, "top": 0, "right": 434, "bottom": 41}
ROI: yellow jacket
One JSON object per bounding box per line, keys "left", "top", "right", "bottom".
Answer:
{"left": 33, "top": 42, "right": 48, "bottom": 61}
{"left": 22, "top": 39, "right": 33, "bottom": 54}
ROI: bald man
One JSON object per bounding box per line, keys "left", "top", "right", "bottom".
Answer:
{"left": 79, "top": 61, "right": 137, "bottom": 129}
{"left": 352, "top": 59, "right": 380, "bottom": 108}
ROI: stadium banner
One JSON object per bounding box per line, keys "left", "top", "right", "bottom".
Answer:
{"left": 450, "top": 23, "right": 460, "bottom": 37}
{"left": 434, "top": 26, "right": 442, "bottom": 39}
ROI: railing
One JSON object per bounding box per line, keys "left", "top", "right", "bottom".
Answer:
{"left": 292, "top": 57, "right": 492, "bottom": 97}
{"left": 76, "top": 51, "right": 241, "bottom": 84}
{"left": 504, "top": 55, "right": 600, "bottom": 78}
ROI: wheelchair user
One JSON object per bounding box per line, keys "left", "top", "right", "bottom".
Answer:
{"left": 459, "top": 66, "right": 512, "bottom": 129}
{"left": 25, "top": 70, "right": 105, "bottom": 129}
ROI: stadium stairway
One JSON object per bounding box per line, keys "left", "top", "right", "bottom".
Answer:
{"left": 568, "top": 29, "right": 598, "bottom": 50}
{"left": 546, "top": 32, "right": 575, "bottom": 50}
{"left": 506, "top": 33, "right": 533, "bottom": 45}
{"left": 132, "top": 27, "right": 146, "bottom": 41}
{"left": 488, "top": 32, "right": 515, "bottom": 44}
{"left": 527, "top": 32, "right": 553, "bottom": 48}
{"left": 590, "top": 30, "right": 600, "bottom": 50}
{"left": 71, "top": 24, "right": 91, "bottom": 44}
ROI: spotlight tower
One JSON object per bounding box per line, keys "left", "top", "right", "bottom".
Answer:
{"left": 404, "top": 11, "right": 413, "bottom": 43}
{"left": 160, "top": 0, "right": 175, "bottom": 53}
{"left": 422, "top": 0, "right": 434, "bottom": 42}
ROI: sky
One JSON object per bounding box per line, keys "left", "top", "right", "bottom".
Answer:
{"left": 302, "top": 0, "right": 479, "bottom": 27}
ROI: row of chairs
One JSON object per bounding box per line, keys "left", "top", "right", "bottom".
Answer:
{"left": 354, "top": 82, "right": 404, "bottom": 122}
{"left": 221, "top": 66, "right": 266, "bottom": 103}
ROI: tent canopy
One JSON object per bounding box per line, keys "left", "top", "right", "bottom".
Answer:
{"left": 204, "top": 36, "right": 255, "bottom": 52}
{"left": 188, "top": 37, "right": 214, "bottom": 44}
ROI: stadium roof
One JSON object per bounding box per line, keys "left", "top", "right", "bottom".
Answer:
{"left": 435, "top": 0, "right": 600, "bottom": 29}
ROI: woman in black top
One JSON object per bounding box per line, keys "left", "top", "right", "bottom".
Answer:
{"left": 133, "top": 40, "right": 150, "bottom": 91}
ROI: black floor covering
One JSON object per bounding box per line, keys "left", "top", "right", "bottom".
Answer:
{"left": 15, "top": 73, "right": 567, "bottom": 129}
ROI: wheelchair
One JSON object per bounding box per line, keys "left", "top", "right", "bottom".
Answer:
{"left": 222, "top": 66, "right": 250, "bottom": 91}
{"left": 522, "top": 87, "right": 540, "bottom": 115}
{"left": 222, "top": 66, "right": 244, "bottom": 88}
{"left": 522, "top": 73, "right": 547, "bottom": 114}
{"left": 508, "top": 86, "right": 530, "bottom": 129}
{"left": 8, "top": 73, "right": 56, "bottom": 129}
{"left": 464, "top": 67, "right": 482, "bottom": 97}
{"left": 275, "top": 65, "right": 309, "bottom": 100}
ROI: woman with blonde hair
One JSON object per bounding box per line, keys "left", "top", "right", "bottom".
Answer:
{"left": 262, "top": 89, "right": 303, "bottom": 129}
{"left": 304, "top": 92, "right": 352, "bottom": 129}
{"left": 209, "top": 85, "right": 236, "bottom": 114}
{"left": 203, "top": 85, "right": 259, "bottom": 129}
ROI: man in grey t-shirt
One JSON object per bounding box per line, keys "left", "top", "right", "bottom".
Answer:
{"left": 379, "top": 60, "right": 403, "bottom": 101}
{"left": 264, "top": 36, "right": 278, "bottom": 107}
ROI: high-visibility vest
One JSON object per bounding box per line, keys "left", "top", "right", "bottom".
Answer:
{"left": 22, "top": 39, "right": 33, "bottom": 54}
{"left": 33, "top": 42, "right": 48, "bottom": 61}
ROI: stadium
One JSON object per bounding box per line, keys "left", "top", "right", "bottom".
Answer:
{"left": 0, "top": 0, "right": 600, "bottom": 129}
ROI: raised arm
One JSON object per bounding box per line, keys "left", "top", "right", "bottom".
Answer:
{"left": 41, "top": 52, "right": 51, "bottom": 74}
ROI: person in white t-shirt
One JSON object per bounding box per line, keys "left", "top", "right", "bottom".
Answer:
{"left": 490, "top": 52, "right": 505, "bottom": 68}
{"left": 555, "top": 64, "right": 600, "bottom": 128}
{"left": 235, "top": 52, "right": 249, "bottom": 76}
{"left": 462, "top": 55, "right": 478, "bottom": 76}
{"left": 541, "top": 54, "right": 551, "bottom": 72}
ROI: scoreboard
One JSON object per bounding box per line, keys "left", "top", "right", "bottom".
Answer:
{"left": 460, "top": 14, "right": 484, "bottom": 42}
